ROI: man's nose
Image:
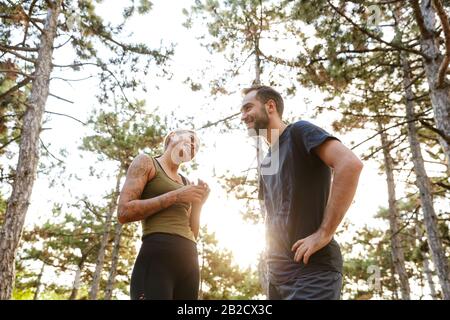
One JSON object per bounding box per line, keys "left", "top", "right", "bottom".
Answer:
{"left": 240, "top": 112, "right": 247, "bottom": 122}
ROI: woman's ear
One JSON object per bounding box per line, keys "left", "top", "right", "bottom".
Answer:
{"left": 166, "top": 132, "right": 176, "bottom": 148}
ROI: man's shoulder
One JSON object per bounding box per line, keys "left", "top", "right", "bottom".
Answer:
{"left": 291, "top": 120, "right": 320, "bottom": 131}
{"left": 288, "top": 120, "right": 316, "bottom": 140}
{"left": 290, "top": 120, "right": 331, "bottom": 139}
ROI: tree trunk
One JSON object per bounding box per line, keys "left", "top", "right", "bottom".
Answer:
{"left": 415, "top": 223, "right": 439, "bottom": 300}
{"left": 378, "top": 119, "right": 411, "bottom": 299}
{"left": 437, "top": 136, "right": 450, "bottom": 175}
{"left": 0, "top": 1, "right": 62, "bottom": 300}
{"left": 412, "top": 0, "right": 450, "bottom": 172}
{"left": 423, "top": 254, "right": 439, "bottom": 299}
{"left": 400, "top": 52, "right": 450, "bottom": 299}
{"left": 389, "top": 260, "right": 399, "bottom": 300}
{"left": 104, "top": 222, "right": 123, "bottom": 300}
{"left": 254, "top": 48, "right": 261, "bottom": 85}
{"left": 69, "top": 263, "right": 83, "bottom": 300}
{"left": 33, "top": 261, "right": 45, "bottom": 300}
{"left": 88, "top": 173, "right": 122, "bottom": 300}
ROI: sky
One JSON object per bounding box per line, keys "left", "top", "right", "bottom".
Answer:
{"left": 35, "top": 0, "right": 389, "bottom": 264}
{"left": 3, "top": 0, "right": 446, "bottom": 299}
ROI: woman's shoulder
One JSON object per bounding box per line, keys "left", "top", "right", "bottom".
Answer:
{"left": 130, "top": 154, "right": 158, "bottom": 180}
{"left": 134, "top": 153, "right": 154, "bottom": 164}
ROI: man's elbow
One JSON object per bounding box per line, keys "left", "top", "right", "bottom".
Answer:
{"left": 349, "top": 156, "right": 364, "bottom": 173}
{"left": 338, "top": 154, "right": 363, "bottom": 173}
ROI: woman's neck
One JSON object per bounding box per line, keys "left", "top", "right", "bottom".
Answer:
{"left": 159, "top": 152, "right": 180, "bottom": 174}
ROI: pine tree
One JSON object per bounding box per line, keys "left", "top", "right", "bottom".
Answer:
{"left": 0, "top": 0, "right": 171, "bottom": 299}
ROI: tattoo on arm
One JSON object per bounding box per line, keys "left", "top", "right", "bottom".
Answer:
{"left": 118, "top": 155, "right": 180, "bottom": 224}
{"left": 158, "top": 194, "right": 170, "bottom": 211}
{"left": 118, "top": 155, "right": 153, "bottom": 223}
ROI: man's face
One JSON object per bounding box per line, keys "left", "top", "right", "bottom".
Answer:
{"left": 170, "top": 131, "right": 200, "bottom": 163}
{"left": 240, "top": 90, "right": 269, "bottom": 132}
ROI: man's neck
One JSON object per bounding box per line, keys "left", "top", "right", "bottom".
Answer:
{"left": 266, "top": 119, "right": 287, "bottom": 146}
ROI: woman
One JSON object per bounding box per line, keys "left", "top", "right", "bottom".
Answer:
{"left": 117, "top": 129, "right": 209, "bottom": 300}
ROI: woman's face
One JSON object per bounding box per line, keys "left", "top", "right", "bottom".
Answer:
{"left": 169, "top": 131, "right": 200, "bottom": 163}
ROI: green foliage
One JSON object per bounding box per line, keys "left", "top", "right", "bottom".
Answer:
{"left": 199, "top": 226, "right": 262, "bottom": 299}
{"left": 81, "top": 99, "right": 166, "bottom": 166}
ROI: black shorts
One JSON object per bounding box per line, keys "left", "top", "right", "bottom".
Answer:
{"left": 130, "top": 232, "right": 199, "bottom": 300}
{"left": 268, "top": 270, "right": 343, "bottom": 300}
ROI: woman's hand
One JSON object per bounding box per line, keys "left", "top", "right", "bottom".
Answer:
{"left": 175, "top": 185, "right": 206, "bottom": 205}
{"left": 196, "top": 179, "right": 210, "bottom": 205}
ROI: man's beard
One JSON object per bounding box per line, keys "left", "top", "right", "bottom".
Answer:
{"left": 252, "top": 110, "right": 270, "bottom": 135}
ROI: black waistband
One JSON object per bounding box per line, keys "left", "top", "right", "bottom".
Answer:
{"left": 142, "top": 232, "right": 196, "bottom": 245}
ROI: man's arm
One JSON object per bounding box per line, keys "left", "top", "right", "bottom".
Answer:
{"left": 292, "top": 139, "right": 363, "bottom": 264}
{"left": 117, "top": 154, "right": 205, "bottom": 224}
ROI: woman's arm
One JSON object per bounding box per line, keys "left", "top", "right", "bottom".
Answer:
{"left": 190, "top": 203, "right": 202, "bottom": 239}
{"left": 118, "top": 155, "right": 205, "bottom": 224}
{"left": 189, "top": 179, "right": 210, "bottom": 239}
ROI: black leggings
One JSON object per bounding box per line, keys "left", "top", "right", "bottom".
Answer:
{"left": 130, "top": 232, "right": 199, "bottom": 300}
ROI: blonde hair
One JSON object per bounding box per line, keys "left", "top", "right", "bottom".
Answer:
{"left": 163, "top": 129, "right": 198, "bottom": 151}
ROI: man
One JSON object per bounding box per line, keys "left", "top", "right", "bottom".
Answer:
{"left": 240, "top": 86, "right": 363, "bottom": 300}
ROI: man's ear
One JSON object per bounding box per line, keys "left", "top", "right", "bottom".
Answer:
{"left": 265, "top": 99, "right": 277, "bottom": 115}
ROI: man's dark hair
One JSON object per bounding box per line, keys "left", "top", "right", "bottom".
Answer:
{"left": 242, "top": 85, "right": 284, "bottom": 118}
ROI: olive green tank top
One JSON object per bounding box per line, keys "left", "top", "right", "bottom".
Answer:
{"left": 140, "top": 157, "right": 195, "bottom": 243}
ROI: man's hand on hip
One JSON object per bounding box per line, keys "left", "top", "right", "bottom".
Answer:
{"left": 291, "top": 230, "right": 332, "bottom": 264}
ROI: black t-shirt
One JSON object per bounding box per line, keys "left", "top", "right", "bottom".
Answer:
{"left": 259, "top": 120, "right": 343, "bottom": 285}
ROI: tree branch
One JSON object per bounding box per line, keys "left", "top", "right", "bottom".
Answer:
{"left": 431, "top": 0, "right": 450, "bottom": 88}
{"left": 48, "top": 92, "right": 74, "bottom": 104}
{"left": 419, "top": 119, "right": 450, "bottom": 143}
{"left": 50, "top": 75, "right": 94, "bottom": 84}
{"left": 0, "top": 45, "right": 37, "bottom": 63}
{"left": 2, "top": 0, "right": 44, "bottom": 33}
{"left": 351, "top": 116, "right": 428, "bottom": 150}
{"left": 22, "top": 0, "right": 38, "bottom": 45}
{"left": 0, "top": 76, "right": 32, "bottom": 101}
{"left": 361, "top": 133, "right": 408, "bottom": 161}
{"left": 45, "top": 111, "right": 87, "bottom": 126}
{"left": 0, "top": 135, "right": 21, "bottom": 151}
{"left": 0, "top": 68, "right": 34, "bottom": 78}
{"left": 327, "top": 0, "right": 426, "bottom": 58}
{"left": 410, "top": 0, "right": 433, "bottom": 39}
{"left": 39, "top": 137, "right": 64, "bottom": 163}
{"left": 0, "top": 13, "right": 44, "bottom": 24}
{"left": 0, "top": 44, "right": 38, "bottom": 52}
{"left": 52, "top": 62, "right": 132, "bottom": 104}
{"left": 197, "top": 112, "right": 240, "bottom": 130}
